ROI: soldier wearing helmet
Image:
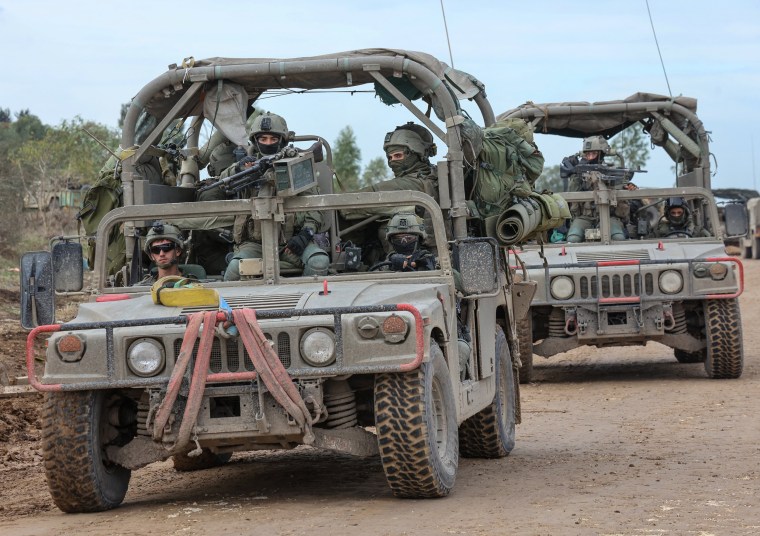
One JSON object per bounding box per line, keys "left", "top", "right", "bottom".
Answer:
{"left": 561, "top": 136, "right": 627, "bottom": 242}
{"left": 139, "top": 222, "right": 186, "bottom": 284}
{"left": 213, "top": 113, "right": 328, "bottom": 281}
{"left": 651, "top": 197, "right": 711, "bottom": 238}
{"left": 343, "top": 123, "right": 438, "bottom": 222}
{"left": 375, "top": 212, "right": 436, "bottom": 272}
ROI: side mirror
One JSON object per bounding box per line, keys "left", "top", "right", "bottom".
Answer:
{"left": 453, "top": 238, "right": 500, "bottom": 297}
{"left": 723, "top": 202, "right": 748, "bottom": 238}
{"left": 52, "top": 240, "right": 84, "bottom": 292}
{"left": 20, "top": 251, "right": 55, "bottom": 329}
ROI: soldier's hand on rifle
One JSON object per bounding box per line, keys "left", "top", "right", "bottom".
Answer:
{"left": 235, "top": 156, "right": 258, "bottom": 172}
{"left": 389, "top": 253, "right": 410, "bottom": 271}
{"left": 285, "top": 228, "right": 314, "bottom": 257}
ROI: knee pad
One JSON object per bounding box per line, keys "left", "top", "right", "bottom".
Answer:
{"left": 303, "top": 252, "right": 329, "bottom": 276}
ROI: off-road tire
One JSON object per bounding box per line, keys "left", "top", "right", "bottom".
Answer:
{"left": 517, "top": 315, "right": 533, "bottom": 383}
{"left": 42, "top": 391, "right": 131, "bottom": 512}
{"left": 753, "top": 238, "right": 760, "bottom": 260}
{"left": 172, "top": 449, "right": 233, "bottom": 472}
{"left": 674, "top": 348, "right": 706, "bottom": 363}
{"left": 459, "top": 326, "right": 516, "bottom": 458}
{"left": 704, "top": 298, "right": 743, "bottom": 379}
{"left": 374, "top": 342, "right": 458, "bottom": 498}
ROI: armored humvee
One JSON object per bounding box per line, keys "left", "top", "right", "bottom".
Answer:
{"left": 500, "top": 93, "right": 746, "bottom": 382}
{"left": 20, "top": 50, "right": 530, "bottom": 512}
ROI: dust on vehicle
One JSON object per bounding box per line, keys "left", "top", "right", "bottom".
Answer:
{"left": 19, "top": 50, "right": 534, "bottom": 512}
{"left": 500, "top": 94, "right": 746, "bottom": 382}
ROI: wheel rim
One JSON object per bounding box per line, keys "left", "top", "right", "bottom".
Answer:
{"left": 498, "top": 361, "right": 509, "bottom": 430}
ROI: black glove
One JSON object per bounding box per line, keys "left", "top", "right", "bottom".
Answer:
{"left": 286, "top": 228, "right": 314, "bottom": 256}
{"left": 235, "top": 155, "right": 258, "bottom": 172}
{"left": 560, "top": 156, "right": 578, "bottom": 179}
{"left": 389, "top": 253, "right": 409, "bottom": 271}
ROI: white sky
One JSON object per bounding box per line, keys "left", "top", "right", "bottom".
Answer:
{"left": 1, "top": 0, "right": 759, "bottom": 190}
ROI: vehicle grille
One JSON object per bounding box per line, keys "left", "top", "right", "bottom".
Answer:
{"left": 179, "top": 293, "right": 304, "bottom": 314}
{"left": 173, "top": 332, "right": 292, "bottom": 373}
{"left": 575, "top": 250, "right": 651, "bottom": 262}
{"left": 578, "top": 273, "right": 656, "bottom": 299}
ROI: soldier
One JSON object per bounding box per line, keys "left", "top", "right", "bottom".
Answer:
{"left": 341, "top": 123, "right": 437, "bottom": 265}
{"left": 139, "top": 222, "right": 185, "bottom": 285}
{"left": 563, "top": 136, "right": 627, "bottom": 243}
{"left": 652, "top": 197, "right": 711, "bottom": 238}
{"left": 217, "top": 113, "right": 329, "bottom": 281}
{"left": 344, "top": 123, "right": 438, "bottom": 218}
{"left": 371, "top": 212, "right": 437, "bottom": 272}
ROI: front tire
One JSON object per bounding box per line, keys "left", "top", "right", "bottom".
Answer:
{"left": 459, "top": 326, "right": 516, "bottom": 458}
{"left": 375, "top": 342, "right": 458, "bottom": 498}
{"left": 42, "top": 391, "right": 132, "bottom": 512}
{"left": 704, "top": 299, "right": 744, "bottom": 379}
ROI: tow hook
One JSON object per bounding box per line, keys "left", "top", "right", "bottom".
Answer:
{"left": 565, "top": 314, "right": 579, "bottom": 336}
{"left": 662, "top": 308, "right": 675, "bottom": 331}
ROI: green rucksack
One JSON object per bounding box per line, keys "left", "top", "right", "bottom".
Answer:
{"left": 76, "top": 156, "right": 125, "bottom": 274}
{"left": 471, "top": 119, "right": 545, "bottom": 218}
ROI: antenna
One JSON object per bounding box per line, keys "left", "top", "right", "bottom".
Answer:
{"left": 439, "top": 0, "right": 455, "bottom": 67}
{"left": 646, "top": 0, "right": 672, "bottom": 97}
{"left": 753, "top": 134, "right": 757, "bottom": 191}
{"left": 80, "top": 127, "right": 118, "bottom": 158}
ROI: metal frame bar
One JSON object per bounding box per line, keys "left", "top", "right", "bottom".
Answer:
{"left": 27, "top": 304, "right": 425, "bottom": 393}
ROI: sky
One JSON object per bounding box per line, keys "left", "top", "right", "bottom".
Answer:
{"left": 1, "top": 0, "right": 759, "bottom": 190}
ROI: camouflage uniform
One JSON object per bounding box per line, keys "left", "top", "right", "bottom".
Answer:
{"left": 343, "top": 123, "right": 438, "bottom": 219}
{"left": 564, "top": 136, "right": 626, "bottom": 242}
{"left": 216, "top": 113, "right": 328, "bottom": 281}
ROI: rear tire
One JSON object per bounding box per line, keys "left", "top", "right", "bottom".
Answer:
{"left": 459, "top": 326, "right": 516, "bottom": 458}
{"left": 753, "top": 238, "right": 760, "bottom": 260}
{"left": 703, "top": 299, "right": 743, "bottom": 379}
{"left": 42, "top": 391, "right": 132, "bottom": 512}
{"left": 375, "top": 342, "right": 458, "bottom": 498}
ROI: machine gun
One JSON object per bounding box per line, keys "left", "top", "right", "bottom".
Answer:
{"left": 573, "top": 164, "right": 647, "bottom": 188}
{"left": 198, "top": 141, "right": 324, "bottom": 196}
{"left": 198, "top": 146, "right": 297, "bottom": 195}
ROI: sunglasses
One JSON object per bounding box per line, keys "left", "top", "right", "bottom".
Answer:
{"left": 150, "top": 243, "right": 176, "bottom": 254}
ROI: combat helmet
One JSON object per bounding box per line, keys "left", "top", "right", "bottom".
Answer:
{"left": 144, "top": 221, "right": 184, "bottom": 254}
{"left": 665, "top": 197, "right": 689, "bottom": 225}
{"left": 386, "top": 212, "right": 427, "bottom": 254}
{"left": 250, "top": 112, "right": 291, "bottom": 154}
{"left": 582, "top": 135, "right": 611, "bottom": 154}
{"left": 383, "top": 122, "right": 437, "bottom": 159}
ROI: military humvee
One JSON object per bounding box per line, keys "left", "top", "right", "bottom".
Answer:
{"left": 500, "top": 93, "right": 746, "bottom": 382}
{"left": 20, "top": 50, "right": 529, "bottom": 512}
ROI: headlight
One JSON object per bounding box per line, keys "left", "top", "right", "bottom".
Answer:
{"left": 300, "top": 328, "right": 336, "bottom": 366}
{"left": 659, "top": 270, "right": 683, "bottom": 294}
{"left": 127, "top": 338, "right": 165, "bottom": 377}
{"left": 550, "top": 276, "right": 575, "bottom": 300}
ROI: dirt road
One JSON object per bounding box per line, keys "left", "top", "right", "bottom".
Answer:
{"left": 1, "top": 262, "right": 758, "bottom": 535}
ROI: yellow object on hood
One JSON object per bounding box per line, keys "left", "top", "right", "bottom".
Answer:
{"left": 150, "top": 276, "right": 219, "bottom": 307}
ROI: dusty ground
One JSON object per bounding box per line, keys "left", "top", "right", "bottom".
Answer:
{"left": 0, "top": 262, "right": 758, "bottom": 535}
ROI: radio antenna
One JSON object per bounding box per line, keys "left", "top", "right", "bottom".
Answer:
{"left": 646, "top": 0, "right": 672, "bottom": 97}
{"left": 440, "top": 0, "right": 455, "bottom": 67}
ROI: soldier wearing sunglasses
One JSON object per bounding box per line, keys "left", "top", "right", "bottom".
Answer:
{"left": 140, "top": 222, "right": 185, "bottom": 284}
